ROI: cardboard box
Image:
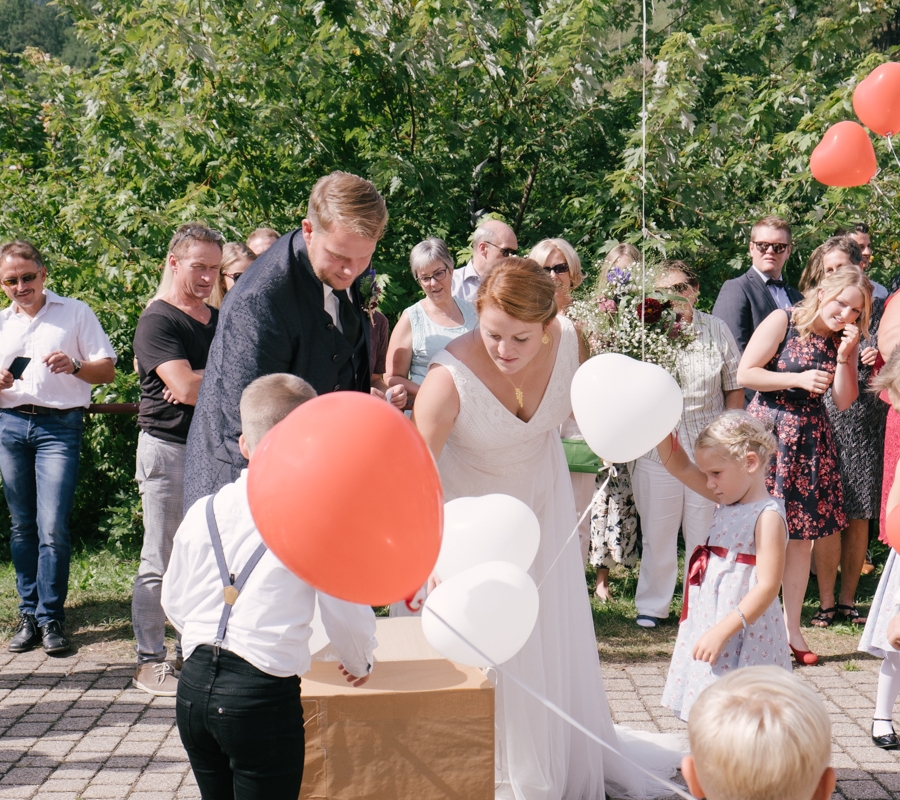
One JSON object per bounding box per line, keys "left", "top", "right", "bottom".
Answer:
{"left": 300, "top": 617, "right": 494, "bottom": 800}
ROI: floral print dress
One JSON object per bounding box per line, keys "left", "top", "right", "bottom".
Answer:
{"left": 661, "top": 498, "right": 791, "bottom": 721}
{"left": 746, "top": 310, "right": 848, "bottom": 540}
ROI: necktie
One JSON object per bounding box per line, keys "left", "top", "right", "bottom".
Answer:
{"left": 336, "top": 289, "right": 361, "bottom": 345}
{"left": 324, "top": 289, "right": 341, "bottom": 332}
{"left": 766, "top": 278, "right": 786, "bottom": 288}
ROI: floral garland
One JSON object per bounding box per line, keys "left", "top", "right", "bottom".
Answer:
{"left": 567, "top": 260, "right": 695, "bottom": 376}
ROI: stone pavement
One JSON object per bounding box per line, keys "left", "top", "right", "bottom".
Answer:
{"left": 0, "top": 649, "right": 898, "bottom": 799}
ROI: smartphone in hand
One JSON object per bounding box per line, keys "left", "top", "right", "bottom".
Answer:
{"left": 8, "top": 356, "right": 30, "bottom": 380}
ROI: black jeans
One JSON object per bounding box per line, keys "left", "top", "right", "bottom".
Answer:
{"left": 175, "top": 645, "right": 304, "bottom": 800}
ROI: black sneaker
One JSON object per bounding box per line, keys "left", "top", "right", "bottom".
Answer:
{"left": 8, "top": 614, "right": 41, "bottom": 653}
{"left": 40, "top": 621, "right": 70, "bottom": 655}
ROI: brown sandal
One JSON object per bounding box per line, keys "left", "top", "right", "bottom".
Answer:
{"left": 810, "top": 606, "right": 836, "bottom": 628}
{"left": 836, "top": 604, "right": 867, "bottom": 625}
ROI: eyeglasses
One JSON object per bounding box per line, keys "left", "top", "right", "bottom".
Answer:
{"left": 417, "top": 266, "right": 449, "bottom": 285}
{"left": 1, "top": 272, "right": 39, "bottom": 288}
{"left": 752, "top": 241, "right": 790, "bottom": 255}
{"left": 543, "top": 263, "right": 570, "bottom": 275}
{"left": 484, "top": 241, "right": 518, "bottom": 258}
{"left": 665, "top": 281, "right": 692, "bottom": 294}
{"left": 223, "top": 271, "right": 244, "bottom": 282}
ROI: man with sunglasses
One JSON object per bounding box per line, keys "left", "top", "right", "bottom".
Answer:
{"left": 712, "top": 215, "right": 803, "bottom": 403}
{"left": 451, "top": 218, "right": 518, "bottom": 303}
{"left": 131, "top": 223, "right": 222, "bottom": 694}
{"left": 0, "top": 240, "right": 117, "bottom": 655}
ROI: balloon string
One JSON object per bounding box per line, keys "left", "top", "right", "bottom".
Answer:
{"left": 536, "top": 470, "right": 611, "bottom": 591}
{"left": 871, "top": 176, "right": 897, "bottom": 211}
{"left": 888, "top": 135, "right": 900, "bottom": 171}
{"left": 425, "top": 606, "right": 696, "bottom": 800}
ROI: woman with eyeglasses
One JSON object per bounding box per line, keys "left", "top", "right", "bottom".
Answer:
{"left": 207, "top": 242, "right": 256, "bottom": 309}
{"left": 384, "top": 238, "right": 478, "bottom": 413}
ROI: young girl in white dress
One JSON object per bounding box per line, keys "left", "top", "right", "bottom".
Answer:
{"left": 859, "top": 348, "right": 900, "bottom": 749}
{"left": 655, "top": 410, "right": 791, "bottom": 721}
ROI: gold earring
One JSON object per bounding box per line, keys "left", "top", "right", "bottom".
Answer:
{"left": 542, "top": 332, "right": 550, "bottom": 344}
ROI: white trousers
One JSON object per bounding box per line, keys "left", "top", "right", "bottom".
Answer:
{"left": 630, "top": 457, "right": 715, "bottom": 619}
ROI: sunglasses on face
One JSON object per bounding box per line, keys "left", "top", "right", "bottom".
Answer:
{"left": 223, "top": 271, "right": 244, "bottom": 282}
{"left": 1, "top": 272, "right": 39, "bottom": 288}
{"left": 484, "top": 241, "right": 518, "bottom": 258}
{"left": 543, "top": 263, "right": 570, "bottom": 275}
{"left": 752, "top": 241, "right": 789, "bottom": 255}
{"left": 417, "top": 266, "right": 449, "bottom": 285}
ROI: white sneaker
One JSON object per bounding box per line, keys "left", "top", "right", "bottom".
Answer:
{"left": 133, "top": 661, "right": 179, "bottom": 696}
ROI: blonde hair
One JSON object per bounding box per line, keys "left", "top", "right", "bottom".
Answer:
{"left": 872, "top": 345, "right": 900, "bottom": 397}
{"left": 306, "top": 171, "right": 388, "bottom": 241}
{"left": 246, "top": 227, "right": 280, "bottom": 254}
{"left": 750, "top": 215, "right": 792, "bottom": 243}
{"left": 529, "top": 238, "right": 583, "bottom": 288}
{"left": 793, "top": 266, "right": 872, "bottom": 340}
{"left": 240, "top": 373, "right": 318, "bottom": 453}
{"left": 689, "top": 666, "right": 831, "bottom": 800}
{"left": 475, "top": 257, "right": 557, "bottom": 325}
{"left": 604, "top": 243, "right": 641, "bottom": 275}
{"left": 207, "top": 242, "right": 257, "bottom": 309}
{"left": 695, "top": 410, "right": 777, "bottom": 464}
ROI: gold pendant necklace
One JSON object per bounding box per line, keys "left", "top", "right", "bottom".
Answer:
{"left": 497, "top": 333, "right": 552, "bottom": 409}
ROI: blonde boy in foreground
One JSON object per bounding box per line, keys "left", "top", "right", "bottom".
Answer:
{"left": 683, "top": 666, "right": 836, "bottom": 800}
{"left": 162, "top": 374, "right": 377, "bottom": 799}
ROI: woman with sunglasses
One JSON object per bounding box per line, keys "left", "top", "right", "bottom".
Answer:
{"left": 207, "top": 242, "right": 256, "bottom": 308}
{"left": 384, "top": 238, "right": 478, "bottom": 415}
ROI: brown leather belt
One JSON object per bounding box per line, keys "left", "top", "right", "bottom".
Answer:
{"left": 6, "top": 405, "right": 82, "bottom": 416}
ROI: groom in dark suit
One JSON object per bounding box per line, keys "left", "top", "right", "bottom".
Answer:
{"left": 183, "top": 171, "right": 388, "bottom": 509}
{"left": 712, "top": 215, "right": 803, "bottom": 404}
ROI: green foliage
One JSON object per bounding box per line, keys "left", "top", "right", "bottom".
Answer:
{"left": 0, "top": 0, "right": 899, "bottom": 545}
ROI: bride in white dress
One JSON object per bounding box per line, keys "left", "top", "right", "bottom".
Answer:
{"left": 414, "top": 258, "right": 681, "bottom": 800}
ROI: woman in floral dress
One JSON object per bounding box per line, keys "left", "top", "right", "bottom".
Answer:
{"left": 738, "top": 267, "right": 872, "bottom": 665}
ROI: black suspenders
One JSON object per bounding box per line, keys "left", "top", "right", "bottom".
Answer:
{"left": 205, "top": 496, "right": 268, "bottom": 650}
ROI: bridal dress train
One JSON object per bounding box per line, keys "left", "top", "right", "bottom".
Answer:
{"left": 431, "top": 317, "right": 683, "bottom": 800}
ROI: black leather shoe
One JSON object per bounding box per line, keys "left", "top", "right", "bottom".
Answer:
{"left": 872, "top": 720, "right": 900, "bottom": 750}
{"left": 40, "top": 621, "right": 70, "bottom": 655}
{"left": 8, "top": 614, "right": 41, "bottom": 653}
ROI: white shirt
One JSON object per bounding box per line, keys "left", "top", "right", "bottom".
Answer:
{"left": 751, "top": 266, "right": 792, "bottom": 310}
{"left": 0, "top": 290, "right": 117, "bottom": 409}
{"left": 872, "top": 280, "right": 889, "bottom": 301}
{"left": 451, "top": 261, "right": 481, "bottom": 304}
{"left": 162, "top": 470, "right": 377, "bottom": 678}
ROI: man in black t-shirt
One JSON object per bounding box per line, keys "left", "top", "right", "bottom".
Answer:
{"left": 131, "top": 224, "right": 222, "bottom": 696}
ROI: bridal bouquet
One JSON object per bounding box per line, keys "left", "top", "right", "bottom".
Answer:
{"left": 567, "top": 259, "right": 695, "bottom": 376}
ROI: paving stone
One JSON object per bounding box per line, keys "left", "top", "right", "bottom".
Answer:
{"left": 88, "top": 767, "right": 140, "bottom": 785}
{"left": 0, "top": 766, "right": 52, "bottom": 785}
{"left": 836, "top": 780, "right": 891, "bottom": 799}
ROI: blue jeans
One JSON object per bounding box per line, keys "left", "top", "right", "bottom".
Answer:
{"left": 0, "top": 408, "right": 83, "bottom": 625}
{"left": 176, "top": 646, "right": 304, "bottom": 800}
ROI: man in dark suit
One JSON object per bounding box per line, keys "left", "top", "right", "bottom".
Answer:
{"left": 183, "top": 171, "right": 388, "bottom": 508}
{"left": 712, "top": 215, "right": 803, "bottom": 403}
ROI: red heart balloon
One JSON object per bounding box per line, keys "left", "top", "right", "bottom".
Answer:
{"left": 248, "top": 392, "right": 443, "bottom": 605}
{"left": 853, "top": 62, "right": 900, "bottom": 137}
{"left": 810, "top": 121, "right": 877, "bottom": 187}
{"left": 887, "top": 504, "right": 900, "bottom": 553}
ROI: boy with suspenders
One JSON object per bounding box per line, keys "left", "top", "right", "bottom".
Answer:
{"left": 162, "top": 374, "right": 377, "bottom": 799}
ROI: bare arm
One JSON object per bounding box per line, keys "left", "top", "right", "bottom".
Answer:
{"left": 724, "top": 388, "right": 744, "bottom": 410}
{"left": 737, "top": 311, "right": 832, "bottom": 395}
{"left": 656, "top": 433, "right": 718, "bottom": 502}
{"left": 692, "top": 509, "right": 786, "bottom": 664}
{"left": 880, "top": 298, "right": 900, "bottom": 360}
{"left": 43, "top": 353, "right": 115, "bottom": 384}
{"left": 411, "top": 365, "right": 459, "bottom": 460}
{"left": 831, "top": 324, "right": 860, "bottom": 411}
{"left": 155, "top": 360, "right": 204, "bottom": 406}
{"left": 384, "top": 311, "right": 420, "bottom": 397}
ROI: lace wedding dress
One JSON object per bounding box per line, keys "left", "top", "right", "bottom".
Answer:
{"left": 431, "top": 316, "right": 682, "bottom": 800}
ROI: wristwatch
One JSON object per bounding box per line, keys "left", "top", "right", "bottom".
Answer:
{"left": 71, "top": 358, "right": 82, "bottom": 375}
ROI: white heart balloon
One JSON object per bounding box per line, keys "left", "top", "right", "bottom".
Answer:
{"left": 571, "top": 353, "right": 683, "bottom": 463}
{"left": 422, "top": 561, "right": 539, "bottom": 668}
{"left": 434, "top": 494, "right": 540, "bottom": 581}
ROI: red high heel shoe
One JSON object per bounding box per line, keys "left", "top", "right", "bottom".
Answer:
{"left": 789, "top": 643, "right": 819, "bottom": 666}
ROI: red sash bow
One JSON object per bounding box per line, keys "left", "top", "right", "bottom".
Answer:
{"left": 679, "top": 542, "right": 756, "bottom": 623}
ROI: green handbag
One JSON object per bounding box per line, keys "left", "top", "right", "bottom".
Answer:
{"left": 561, "top": 438, "right": 601, "bottom": 473}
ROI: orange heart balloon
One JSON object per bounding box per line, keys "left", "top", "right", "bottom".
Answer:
{"left": 247, "top": 392, "right": 443, "bottom": 606}
{"left": 887, "top": 504, "right": 900, "bottom": 553}
{"left": 809, "top": 121, "right": 877, "bottom": 187}
{"left": 853, "top": 62, "right": 900, "bottom": 137}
